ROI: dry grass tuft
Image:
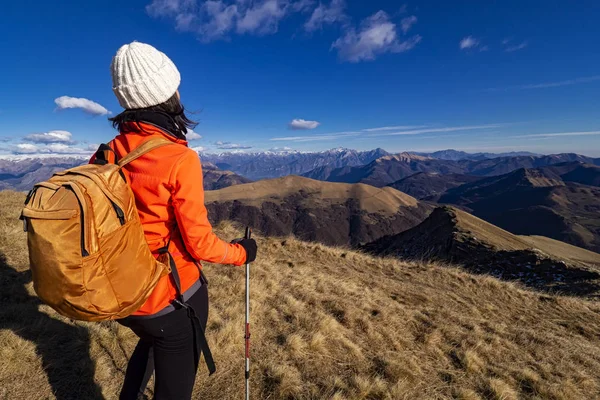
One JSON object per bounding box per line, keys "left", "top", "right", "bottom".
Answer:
{"left": 1, "top": 191, "right": 600, "bottom": 399}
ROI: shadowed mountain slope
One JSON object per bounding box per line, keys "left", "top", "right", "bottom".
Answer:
{"left": 204, "top": 175, "right": 432, "bottom": 246}
{"left": 438, "top": 167, "right": 600, "bottom": 252}
{"left": 388, "top": 172, "right": 481, "bottom": 200}
{"left": 363, "top": 206, "right": 600, "bottom": 298}
{"left": 461, "top": 154, "right": 600, "bottom": 177}
{"left": 536, "top": 162, "right": 600, "bottom": 187}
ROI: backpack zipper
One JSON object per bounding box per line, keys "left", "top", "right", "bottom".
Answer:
{"left": 65, "top": 186, "right": 89, "bottom": 257}
{"left": 111, "top": 200, "right": 126, "bottom": 225}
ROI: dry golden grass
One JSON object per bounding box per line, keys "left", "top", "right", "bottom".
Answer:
{"left": 1, "top": 190, "right": 600, "bottom": 399}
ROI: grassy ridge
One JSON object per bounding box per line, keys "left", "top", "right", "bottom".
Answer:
{"left": 1, "top": 191, "right": 600, "bottom": 399}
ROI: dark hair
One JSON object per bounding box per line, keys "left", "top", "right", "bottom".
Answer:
{"left": 109, "top": 93, "right": 198, "bottom": 139}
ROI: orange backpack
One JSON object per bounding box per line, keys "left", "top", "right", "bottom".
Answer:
{"left": 20, "top": 138, "right": 173, "bottom": 321}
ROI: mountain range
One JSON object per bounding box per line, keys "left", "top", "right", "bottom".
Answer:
{"left": 3, "top": 148, "right": 598, "bottom": 191}
{"left": 0, "top": 158, "right": 87, "bottom": 191}
{"left": 437, "top": 163, "right": 600, "bottom": 252}
{"left": 201, "top": 148, "right": 390, "bottom": 180}
{"left": 2, "top": 147, "right": 599, "bottom": 254}
{"left": 0, "top": 157, "right": 250, "bottom": 192}
{"left": 302, "top": 152, "right": 600, "bottom": 187}
{"left": 415, "top": 149, "right": 540, "bottom": 161}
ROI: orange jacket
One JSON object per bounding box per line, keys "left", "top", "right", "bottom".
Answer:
{"left": 92, "top": 122, "right": 247, "bottom": 316}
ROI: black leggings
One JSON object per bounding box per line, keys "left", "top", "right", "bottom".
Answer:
{"left": 118, "top": 284, "right": 209, "bottom": 400}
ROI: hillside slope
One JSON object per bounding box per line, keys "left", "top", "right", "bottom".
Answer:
{"left": 438, "top": 168, "right": 600, "bottom": 252}
{"left": 363, "top": 206, "right": 600, "bottom": 298}
{"left": 1, "top": 191, "right": 600, "bottom": 399}
{"left": 205, "top": 176, "right": 432, "bottom": 246}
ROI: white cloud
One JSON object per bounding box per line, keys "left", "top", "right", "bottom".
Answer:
{"left": 362, "top": 125, "right": 425, "bottom": 132}
{"left": 522, "top": 76, "right": 600, "bottom": 89}
{"left": 45, "top": 144, "right": 88, "bottom": 154}
{"left": 271, "top": 124, "right": 503, "bottom": 142}
{"left": 331, "top": 11, "right": 421, "bottom": 62}
{"left": 146, "top": 1, "right": 422, "bottom": 62}
{"left": 487, "top": 75, "right": 600, "bottom": 91}
{"left": 400, "top": 15, "right": 417, "bottom": 34}
{"left": 271, "top": 131, "right": 359, "bottom": 142}
{"left": 186, "top": 129, "right": 202, "bottom": 140}
{"left": 304, "top": 0, "right": 346, "bottom": 32}
{"left": 269, "top": 146, "right": 295, "bottom": 152}
{"left": 515, "top": 131, "right": 600, "bottom": 138}
{"left": 191, "top": 146, "right": 205, "bottom": 152}
{"left": 505, "top": 41, "right": 528, "bottom": 52}
{"left": 12, "top": 143, "right": 40, "bottom": 154}
{"left": 371, "top": 124, "right": 502, "bottom": 136}
{"left": 289, "top": 118, "right": 320, "bottom": 130}
{"left": 147, "top": 0, "right": 297, "bottom": 42}
{"left": 24, "top": 130, "right": 74, "bottom": 144}
{"left": 502, "top": 37, "right": 528, "bottom": 52}
{"left": 55, "top": 96, "right": 111, "bottom": 116}
{"left": 10, "top": 142, "right": 90, "bottom": 155}
{"left": 215, "top": 141, "right": 253, "bottom": 149}
{"left": 459, "top": 36, "right": 480, "bottom": 50}
{"left": 199, "top": 1, "right": 239, "bottom": 40}
{"left": 236, "top": 0, "right": 287, "bottom": 35}
{"left": 292, "top": 0, "right": 314, "bottom": 12}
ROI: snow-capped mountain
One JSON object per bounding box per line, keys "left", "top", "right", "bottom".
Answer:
{"left": 200, "top": 148, "right": 390, "bottom": 180}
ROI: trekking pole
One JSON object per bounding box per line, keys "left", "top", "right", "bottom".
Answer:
{"left": 244, "top": 226, "right": 252, "bottom": 400}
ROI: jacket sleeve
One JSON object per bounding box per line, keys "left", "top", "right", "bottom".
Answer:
{"left": 170, "top": 149, "right": 247, "bottom": 266}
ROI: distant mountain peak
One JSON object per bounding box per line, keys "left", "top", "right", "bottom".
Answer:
{"left": 378, "top": 153, "right": 432, "bottom": 163}
{"left": 503, "top": 167, "right": 565, "bottom": 188}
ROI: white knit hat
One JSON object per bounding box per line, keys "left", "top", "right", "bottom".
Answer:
{"left": 111, "top": 41, "right": 181, "bottom": 109}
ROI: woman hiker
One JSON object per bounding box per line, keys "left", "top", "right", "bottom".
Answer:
{"left": 97, "top": 41, "right": 258, "bottom": 400}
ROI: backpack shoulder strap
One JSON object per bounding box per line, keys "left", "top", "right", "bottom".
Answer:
{"left": 118, "top": 137, "right": 175, "bottom": 168}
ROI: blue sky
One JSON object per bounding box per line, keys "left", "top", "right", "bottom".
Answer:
{"left": 1, "top": 0, "right": 600, "bottom": 157}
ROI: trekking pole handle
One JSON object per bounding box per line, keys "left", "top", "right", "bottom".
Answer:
{"left": 245, "top": 227, "right": 252, "bottom": 240}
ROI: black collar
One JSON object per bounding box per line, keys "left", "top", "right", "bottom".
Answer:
{"left": 121, "top": 110, "right": 187, "bottom": 140}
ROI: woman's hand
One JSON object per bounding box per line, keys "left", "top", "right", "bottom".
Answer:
{"left": 232, "top": 238, "right": 257, "bottom": 264}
